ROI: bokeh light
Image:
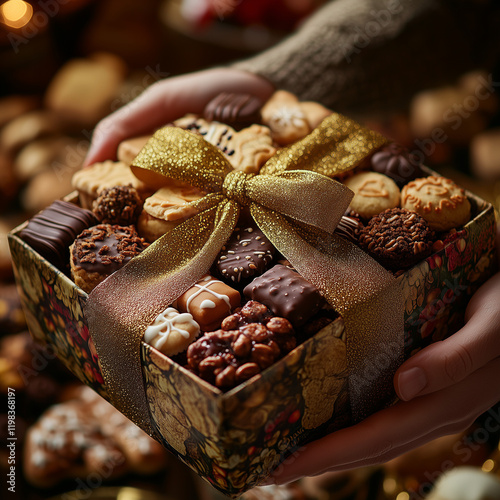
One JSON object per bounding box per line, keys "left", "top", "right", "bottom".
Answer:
{"left": 0, "top": 0, "right": 33, "bottom": 29}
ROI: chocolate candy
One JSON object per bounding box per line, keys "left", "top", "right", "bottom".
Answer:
{"left": 371, "top": 142, "right": 426, "bottom": 187}
{"left": 359, "top": 208, "right": 435, "bottom": 271}
{"left": 186, "top": 301, "right": 295, "bottom": 390}
{"left": 334, "top": 215, "right": 364, "bottom": 244}
{"left": 70, "top": 224, "right": 148, "bottom": 293}
{"left": 20, "top": 200, "right": 98, "bottom": 271}
{"left": 215, "top": 223, "right": 275, "bottom": 285}
{"left": 176, "top": 275, "right": 241, "bottom": 332}
{"left": 243, "top": 264, "right": 326, "bottom": 327}
{"left": 92, "top": 185, "right": 143, "bottom": 225}
{"left": 204, "top": 93, "right": 263, "bottom": 130}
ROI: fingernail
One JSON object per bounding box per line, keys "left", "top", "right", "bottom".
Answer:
{"left": 397, "top": 366, "right": 427, "bottom": 400}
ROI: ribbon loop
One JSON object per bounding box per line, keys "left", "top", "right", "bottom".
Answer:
{"left": 222, "top": 170, "right": 254, "bottom": 206}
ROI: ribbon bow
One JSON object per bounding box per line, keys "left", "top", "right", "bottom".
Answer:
{"left": 85, "top": 114, "right": 403, "bottom": 435}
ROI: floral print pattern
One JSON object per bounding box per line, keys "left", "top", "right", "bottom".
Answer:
{"left": 8, "top": 197, "right": 497, "bottom": 498}
{"left": 401, "top": 203, "right": 497, "bottom": 358}
{"left": 142, "top": 319, "right": 349, "bottom": 497}
{"left": 8, "top": 234, "right": 107, "bottom": 397}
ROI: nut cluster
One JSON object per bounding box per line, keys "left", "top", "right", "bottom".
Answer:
{"left": 186, "top": 301, "right": 295, "bottom": 390}
{"left": 92, "top": 185, "right": 143, "bottom": 226}
{"left": 359, "top": 208, "right": 434, "bottom": 271}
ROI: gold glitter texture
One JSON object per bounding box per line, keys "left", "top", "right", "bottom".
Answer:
{"left": 85, "top": 117, "right": 400, "bottom": 433}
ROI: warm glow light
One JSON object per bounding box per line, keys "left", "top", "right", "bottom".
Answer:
{"left": 396, "top": 493, "right": 410, "bottom": 500}
{"left": 0, "top": 0, "right": 33, "bottom": 29}
{"left": 482, "top": 459, "right": 496, "bottom": 473}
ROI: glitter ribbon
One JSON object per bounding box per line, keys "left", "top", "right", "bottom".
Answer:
{"left": 85, "top": 114, "right": 403, "bottom": 435}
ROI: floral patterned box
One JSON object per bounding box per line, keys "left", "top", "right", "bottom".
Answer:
{"left": 8, "top": 189, "right": 497, "bottom": 498}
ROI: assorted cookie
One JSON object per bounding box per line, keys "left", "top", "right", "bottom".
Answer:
{"left": 71, "top": 159, "right": 151, "bottom": 209}
{"left": 174, "top": 115, "right": 276, "bottom": 173}
{"left": 344, "top": 171, "right": 401, "bottom": 220}
{"left": 18, "top": 90, "right": 477, "bottom": 393}
{"left": 401, "top": 175, "right": 471, "bottom": 232}
{"left": 69, "top": 224, "right": 148, "bottom": 293}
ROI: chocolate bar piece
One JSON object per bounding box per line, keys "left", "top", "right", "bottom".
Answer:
{"left": 215, "top": 223, "right": 275, "bottom": 285}
{"left": 20, "top": 200, "right": 97, "bottom": 271}
{"left": 243, "top": 264, "right": 325, "bottom": 327}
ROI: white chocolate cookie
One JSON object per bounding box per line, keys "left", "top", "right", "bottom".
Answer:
{"left": 144, "top": 307, "right": 200, "bottom": 356}
{"left": 401, "top": 176, "right": 471, "bottom": 232}
{"left": 345, "top": 172, "right": 400, "bottom": 219}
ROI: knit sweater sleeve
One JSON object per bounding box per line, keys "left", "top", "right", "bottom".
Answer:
{"left": 231, "top": 0, "right": 492, "bottom": 115}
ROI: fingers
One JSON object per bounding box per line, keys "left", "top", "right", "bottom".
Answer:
{"left": 269, "top": 356, "right": 500, "bottom": 485}
{"left": 395, "top": 270, "right": 500, "bottom": 401}
{"left": 84, "top": 68, "right": 274, "bottom": 166}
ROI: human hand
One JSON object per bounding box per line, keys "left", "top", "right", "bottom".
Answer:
{"left": 84, "top": 68, "right": 274, "bottom": 166}
{"left": 267, "top": 223, "right": 500, "bottom": 485}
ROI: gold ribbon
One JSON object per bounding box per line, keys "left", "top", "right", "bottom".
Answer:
{"left": 85, "top": 114, "right": 403, "bottom": 435}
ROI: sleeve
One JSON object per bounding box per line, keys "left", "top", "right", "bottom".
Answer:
{"left": 231, "top": 0, "right": 498, "bottom": 115}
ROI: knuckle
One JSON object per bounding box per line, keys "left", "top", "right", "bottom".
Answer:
{"left": 443, "top": 343, "right": 474, "bottom": 383}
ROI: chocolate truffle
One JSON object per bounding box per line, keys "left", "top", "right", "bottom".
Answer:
{"left": 334, "top": 215, "right": 364, "bottom": 244}
{"left": 371, "top": 142, "right": 426, "bottom": 187}
{"left": 20, "top": 200, "right": 98, "bottom": 271}
{"left": 204, "top": 92, "right": 263, "bottom": 130}
{"left": 359, "top": 208, "right": 435, "bottom": 271}
{"left": 92, "top": 185, "right": 143, "bottom": 225}
{"left": 70, "top": 224, "right": 148, "bottom": 293}
{"left": 243, "top": 264, "right": 325, "bottom": 327}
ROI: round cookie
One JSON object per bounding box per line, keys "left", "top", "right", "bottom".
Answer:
{"left": 70, "top": 224, "right": 148, "bottom": 293}
{"left": 359, "top": 208, "right": 435, "bottom": 271}
{"left": 401, "top": 176, "right": 471, "bottom": 232}
{"left": 143, "top": 307, "right": 200, "bottom": 356}
{"left": 344, "top": 171, "right": 400, "bottom": 220}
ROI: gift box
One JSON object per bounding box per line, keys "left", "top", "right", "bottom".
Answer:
{"left": 8, "top": 116, "right": 497, "bottom": 498}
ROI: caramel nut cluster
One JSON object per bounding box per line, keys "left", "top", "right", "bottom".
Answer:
{"left": 186, "top": 301, "right": 295, "bottom": 390}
